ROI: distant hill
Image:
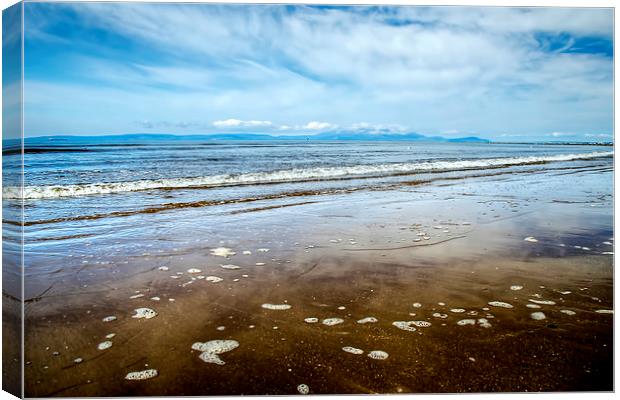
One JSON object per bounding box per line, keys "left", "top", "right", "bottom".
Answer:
{"left": 446, "top": 136, "right": 490, "bottom": 143}
{"left": 309, "top": 132, "right": 491, "bottom": 142}
{"left": 19, "top": 132, "right": 491, "bottom": 144}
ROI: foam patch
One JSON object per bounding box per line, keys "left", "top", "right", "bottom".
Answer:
{"left": 560, "top": 310, "right": 576, "bottom": 316}
{"left": 102, "top": 316, "right": 117, "bottom": 322}
{"left": 322, "top": 318, "right": 344, "bottom": 326}
{"left": 132, "top": 308, "right": 158, "bottom": 319}
{"left": 297, "top": 384, "right": 310, "bottom": 395}
{"left": 220, "top": 264, "right": 241, "bottom": 270}
{"left": 125, "top": 369, "right": 158, "bottom": 381}
{"left": 97, "top": 341, "right": 112, "bottom": 350}
{"left": 191, "top": 339, "right": 239, "bottom": 353}
{"left": 450, "top": 308, "right": 465, "bottom": 313}
{"left": 187, "top": 268, "right": 202, "bottom": 274}
{"left": 392, "top": 321, "right": 418, "bottom": 332}
{"left": 192, "top": 340, "right": 239, "bottom": 365}
{"left": 304, "top": 318, "right": 319, "bottom": 323}
{"left": 530, "top": 312, "right": 546, "bottom": 320}
{"left": 595, "top": 309, "right": 614, "bottom": 314}
{"left": 457, "top": 319, "right": 476, "bottom": 326}
{"left": 528, "top": 299, "right": 556, "bottom": 305}
{"left": 210, "top": 247, "right": 236, "bottom": 257}
{"left": 205, "top": 276, "right": 223, "bottom": 283}
{"left": 261, "top": 304, "right": 292, "bottom": 310}
{"left": 488, "top": 301, "right": 514, "bottom": 308}
{"left": 342, "top": 346, "right": 364, "bottom": 355}
{"left": 477, "top": 318, "right": 492, "bottom": 328}
{"left": 524, "top": 237, "right": 538, "bottom": 243}
{"left": 367, "top": 350, "right": 389, "bottom": 360}
{"left": 510, "top": 285, "right": 523, "bottom": 291}
{"left": 357, "top": 317, "right": 378, "bottom": 324}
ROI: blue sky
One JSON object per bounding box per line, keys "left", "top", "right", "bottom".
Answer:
{"left": 21, "top": 3, "right": 613, "bottom": 141}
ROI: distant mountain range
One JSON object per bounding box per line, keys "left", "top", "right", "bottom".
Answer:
{"left": 21, "top": 132, "right": 491, "bottom": 144}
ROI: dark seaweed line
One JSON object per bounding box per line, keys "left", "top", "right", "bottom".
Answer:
{"left": 8, "top": 160, "right": 610, "bottom": 227}
{"left": 3, "top": 147, "right": 95, "bottom": 155}
{"left": 13, "top": 187, "right": 367, "bottom": 227}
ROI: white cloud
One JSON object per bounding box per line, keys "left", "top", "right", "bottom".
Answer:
{"left": 303, "top": 121, "right": 337, "bottom": 130}
{"left": 549, "top": 132, "right": 576, "bottom": 137}
{"left": 213, "top": 119, "right": 272, "bottom": 128}
{"left": 398, "top": 7, "right": 612, "bottom": 37}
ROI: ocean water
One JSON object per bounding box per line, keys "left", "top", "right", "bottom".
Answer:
{"left": 3, "top": 138, "right": 612, "bottom": 226}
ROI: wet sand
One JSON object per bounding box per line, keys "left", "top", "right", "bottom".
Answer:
{"left": 23, "top": 165, "right": 613, "bottom": 396}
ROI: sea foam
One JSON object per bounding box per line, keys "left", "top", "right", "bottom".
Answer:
{"left": 7, "top": 151, "right": 613, "bottom": 199}
{"left": 125, "top": 369, "right": 158, "bottom": 381}
{"left": 192, "top": 340, "right": 239, "bottom": 365}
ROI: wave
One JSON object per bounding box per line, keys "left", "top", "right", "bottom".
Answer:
{"left": 3, "top": 151, "right": 613, "bottom": 199}
{"left": 3, "top": 163, "right": 607, "bottom": 226}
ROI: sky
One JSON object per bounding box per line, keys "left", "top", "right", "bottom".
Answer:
{"left": 19, "top": 3, "right": 614, "bottom": 141}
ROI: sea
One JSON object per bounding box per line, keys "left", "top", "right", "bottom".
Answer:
{"left": 3, "top": 136, "right": 613, "bottom": 223}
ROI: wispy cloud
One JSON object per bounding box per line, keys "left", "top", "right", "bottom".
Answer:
{"left": 549, "top": 132, "right": 577, "bottom": 137}
{"left": 22, "top": 4, "right": 613, "bottom": 140}
{"left": 213, "top": 119, "right": 273, "bottom": 128}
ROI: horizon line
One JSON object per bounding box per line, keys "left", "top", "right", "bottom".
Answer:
{"left": 4, "top": 132, "right": 613, "bottom": 145}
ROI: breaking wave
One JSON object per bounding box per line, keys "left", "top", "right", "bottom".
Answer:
{"left": 3, "top": 151, "right": 613, "bottom": 200}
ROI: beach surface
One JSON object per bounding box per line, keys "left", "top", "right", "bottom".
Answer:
{"left": 20, "top": 148, "right": 613, "bottom": 396}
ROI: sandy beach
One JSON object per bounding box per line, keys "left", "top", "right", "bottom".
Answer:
{"left": 21, "top": 157, "right": 613, "bottom": 396}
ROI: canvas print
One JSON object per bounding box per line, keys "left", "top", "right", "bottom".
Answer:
{"left": 1, "top": 1, "right": 614, "bottom": 397}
